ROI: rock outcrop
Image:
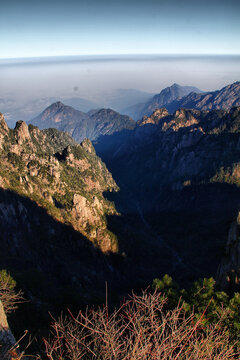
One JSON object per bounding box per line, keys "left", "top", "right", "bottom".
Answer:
{"left": 138, "top": 108, "right": 169, "bottom": 126}
{"left": 14, "top": 120, "right": 31, "bottom": 145}
{"left": 0, "top": 114, "right": 119, "bottom": 253}
{"left": 0, "top": 113, "right": 9, "bottom": 150}
{"left": 0, "top": 300, "right": 16, "bottom": 359}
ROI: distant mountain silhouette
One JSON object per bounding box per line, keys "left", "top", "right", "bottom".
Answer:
{"left": 29, "top": 102, "right": 135, "bottom": 142}
{"left": 166, "top": 81, "right": 240, "bottom": 113}
{"left": 123, "top": 84, "right": 201, "bottom": 120}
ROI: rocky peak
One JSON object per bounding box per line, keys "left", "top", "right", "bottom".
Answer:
{"left": 159, "top": 109, "right": 200, "bottom": 132}
{"left": 45, "top": 101, "right": 65, "bottom": 114}
{"left": 0, "top": 113, "right": 9, "bottom": 135}
{"left": 62, "top": 145, "right": 75, "bottom": 163}
{"left": 0, "top": 113, "right": 9, "bottom": 150}
{"left": 14, "top": 120, "right": 31, "bottom": 145}
{"left": 53, "top": 101, "right": 65, "bottom": 108}
{"left": 80, "top": 138, "right": 94, "bottom": 153}
{"left": 138, "top": 108, "right": 169, "bottom": 126}
{"left": 173, "top": 108, "right": 200, "bottom": 119}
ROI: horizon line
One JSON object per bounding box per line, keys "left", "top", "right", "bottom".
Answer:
{"left": 1, "top": 53, "right": 240, "bottom": 62}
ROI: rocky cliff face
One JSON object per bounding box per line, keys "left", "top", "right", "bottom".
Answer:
{"left": 0, "top": 111, "right": 127, "bottom": 329}
{"left": 0, "top": 113, "right": 118, "bottom": 253}
{"left": 30, "top": 103, "right": 135, "bottom": 142}
{"left": 96, "top": 106, "right": 240, "bottom": 281}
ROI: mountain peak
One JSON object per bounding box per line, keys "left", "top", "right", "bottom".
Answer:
{"left": 52, "top": 101, "right": 65, "bottom": 108}
{"left": 139, "top": 84, "right": 201, "bottom": 118}
{"left": 14, "top": 120, "right": 31, "bottom": 145}
{"left": 0, "top": 113, "right": 9, "bottom": 149}
{"left": 44, "top": 101, "right": 68, "bottom": 113}
{"left": 30, "top": 103, "right": 135, "bottom": 142}
{"left": 0, "top": 112, "right": 9, "bottom": 134}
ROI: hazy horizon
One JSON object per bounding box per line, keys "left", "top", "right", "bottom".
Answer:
{"left": 1, "top": 54, "right": 240, "bottom": 126}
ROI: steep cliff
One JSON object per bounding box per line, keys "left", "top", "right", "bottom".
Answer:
{"left": 0, "top": 114, "right": 119, "bottom": 253}
{"left": 0, "top": 112, "right": 126, "bottom": 323}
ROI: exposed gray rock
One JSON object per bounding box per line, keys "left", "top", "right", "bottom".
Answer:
{"left": 0, "top": 300, "right": 17, "bottom": 359}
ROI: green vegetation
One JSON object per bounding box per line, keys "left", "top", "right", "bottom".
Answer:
{"left": 7, "top": 152, "right": 25, "bottom": 172}
{"left": 153, "top": 274, "right": 240, "bottom": 342}
{"left": 0, "top": 269, "right": 24, "bottom": 315}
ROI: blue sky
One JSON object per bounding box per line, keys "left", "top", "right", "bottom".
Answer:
{"left": 1, "top": 0, "right": 240, "bottom": 58}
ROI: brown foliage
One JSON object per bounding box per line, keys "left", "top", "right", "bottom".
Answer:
{"left": 43, "top": 291, "right": 239, "bottom": 360}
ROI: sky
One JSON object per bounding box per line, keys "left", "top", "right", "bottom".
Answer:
{"left": 1, "top": 0, "right": 240, "bottom": 59}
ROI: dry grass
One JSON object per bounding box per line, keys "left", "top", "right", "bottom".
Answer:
{"left": 43, "top": 291, "right": 239, "bottom": 360}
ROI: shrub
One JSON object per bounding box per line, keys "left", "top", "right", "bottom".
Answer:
{"left": 0, "top": 270, "right": 24, "bottom": 315}
{"left": 43, "top": 291, "right": 239, "bottom": 360}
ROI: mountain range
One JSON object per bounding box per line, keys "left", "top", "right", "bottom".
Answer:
{"left": 166, "top": 81, "right": 240, "bottom": 113}
{"left": 29, "top": 102, "right": 135, "bottom": 142}
{"left": 123, "top": 82, "right": 240, "bottom": 120}
{"left": 122, "top": 83, "right": 201, "bottom": 119}
{"left": 1, "top": 88, "right": 153, "bottom": 127}
{"left": 29, "top": 82, "right": 240, "bottom": 139}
